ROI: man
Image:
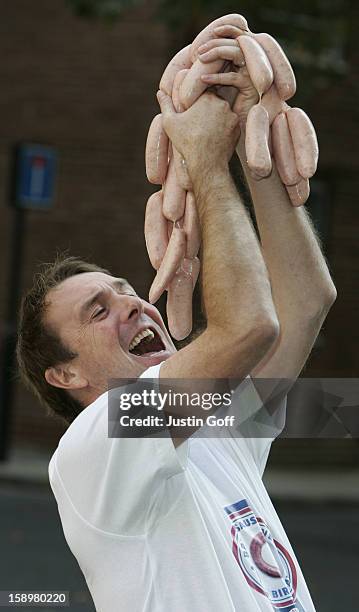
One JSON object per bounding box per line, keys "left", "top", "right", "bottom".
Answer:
{"left": 17, "top": 88, "right": 336, "bottom": 611}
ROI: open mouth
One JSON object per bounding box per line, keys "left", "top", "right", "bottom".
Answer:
{"left": 128, "top": 327, "right": 165, "bottom": 357}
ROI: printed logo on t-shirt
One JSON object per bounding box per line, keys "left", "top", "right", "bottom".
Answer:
{"left": 224, "top": 499, "right": 305, "bottom": 612}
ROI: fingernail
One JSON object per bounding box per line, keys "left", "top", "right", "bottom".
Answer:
{"left": 201, "top": 75, "right": 212, "bottom": 81}
{"left": 198, "top": 44, "right": 208, "bottom": 51}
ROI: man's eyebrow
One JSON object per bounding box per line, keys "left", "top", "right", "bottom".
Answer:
{"left": 79, "top": 279, "right": 132, "bottom": 321}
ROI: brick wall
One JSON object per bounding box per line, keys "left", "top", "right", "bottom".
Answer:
{"left": 0, "top": 0, "right": 172, "bottom": 449}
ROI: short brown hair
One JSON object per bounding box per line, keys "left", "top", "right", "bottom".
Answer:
{"left": 16, "top": 254, "right": 113, "bottom": 425}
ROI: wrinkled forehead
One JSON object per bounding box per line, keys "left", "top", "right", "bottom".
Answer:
{"left": 45, "top": 272, "right": 135, "bottom": 324}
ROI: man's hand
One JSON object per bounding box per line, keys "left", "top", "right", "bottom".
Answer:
{"left": 157, "top": 90, "right": 240, "bottom": 178}
{"left": 197, "top": 36, "right": 259, "bottom": 125}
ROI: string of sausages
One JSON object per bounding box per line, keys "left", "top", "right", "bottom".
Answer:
{"left": 144, "top": 13, "right": 319, "bottom": 341}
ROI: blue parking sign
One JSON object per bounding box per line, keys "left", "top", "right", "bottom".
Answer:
{"left": 15, "top": 144, "right": 57, "bottom": 209}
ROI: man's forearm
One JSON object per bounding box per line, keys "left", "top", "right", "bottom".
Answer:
{"left": 191, "top": 162, "right": 278, "bottom": 332}
{"left": 236, "top": 136, "right": 336, "bottom": 329}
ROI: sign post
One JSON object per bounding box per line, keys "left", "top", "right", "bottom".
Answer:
{"left": 0, "top": 144, "right": 57, "bottom": 461}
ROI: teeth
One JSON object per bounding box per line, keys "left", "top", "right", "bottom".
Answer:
{"left": 129, "top": 328, "right": 155, "bottom": 351}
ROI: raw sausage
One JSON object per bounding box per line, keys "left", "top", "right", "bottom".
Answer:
{"left": 173, "top": 147, "right": 192, "bottom": 190}
{"left": 166, "top": 268, "right": 193, "bottom": 340}
{"left": 254, "top": 33, "right": 296, "bottom": 101}
{"left": 183, "top": 192, "right": 201, "bottom": 258}
{"left": 179, "top": 58, "right": 225, "bottom": 109}
{"left": 286, "top": 108, "right": 319, "bottom": 179}
{"left": 190, "top": 14, "right": 248, "bottom": 61}
{"left": 144, "top": 190, "right": 168, "bottom": 270}
{"left": 172, "top": 68, "right": 189, "bottom": 112}
{"left": 159, "top": 45, "right": 192, "bottom": 96}
{"left": 149, "top": 227, "right": 186, "bottom": 304}
{"left": 162, "top": 156, "right": 187, "bottom": 221}
{"left": 261, "top": 84, "right": 287, "bottom": 124}
{"left": 272, "top": 112, "right": 301, "bottom": 185}
{"left": 245, "top": 104, "right": 272, "bottom": 178}
{"left": 145, "top": 114, "right": 169, "bottom": 185}
{"left": 285, "top": 178, "right": 310, "bottom": 207}
{"left": 181, "top": 256, "right": 201, "bottom": 288}
{"left": 237, "top": 35, "right": 273, "bottom": 96}
{"left": 171, "top": 69, "right": 192, "bottom": 189}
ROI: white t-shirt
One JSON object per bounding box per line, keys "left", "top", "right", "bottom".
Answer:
{"left": 49, "top": 365, "right": 315, "bottom": 612}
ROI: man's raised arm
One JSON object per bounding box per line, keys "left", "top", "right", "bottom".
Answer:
{"left": 157, "top": 92, "right": 279, "bottom": 380}
{"left": 236, "top": 135, "right": 336, "bottom": 381}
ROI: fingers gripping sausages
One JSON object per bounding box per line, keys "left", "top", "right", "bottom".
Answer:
{"left": 145, "top": 114, "right": 169, "bottom": 185}
{"left": 286, "top": 108, "right": 319, "bottom": 179}
{"left": 245, "top": 104, "right": 272, "bottom": 178}
{"left": 149, "top": 226, "right": 186, "bottom": 304}
{"left": 145, "top": 15, "right": 320, "bottom": 338}
{"left": 179, "top": 58, "right": 225, "bottom": 109}
{"left": 190, "top": 14, "right": 249, "bottom": 61}
{"left": 144, "top": 190, "right": 169, "bottom": 270}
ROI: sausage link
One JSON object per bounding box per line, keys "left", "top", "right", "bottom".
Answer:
{"left": 245, "top": 104, "right": 272, "bottom": 178}
{"left": 167, "top": 268, "right": 193, "bottom": 340}
{"left": 286, "top": 107, "right": 319, "bottom": 179}
{"left": 179, "top": 58, "right": 225, "bottom": 109}
{"left": 272, "top": 112, "right": 301, "bottom": 185}
{"left": 183, "top": 192, "right": 201, "bottom": 258}
{"left": 149, "top": 227, "right": 186, "bottom": 304}
{"left": 181, "top": 256, "right": 201, "bottom": 288}
{"left": 167, "top": 219, "right": 174, "bottom": 241}
{"left": 261, "top": 84, "right": 286, "bottom": 125}
{"left": 144, "top": 190, "right": 168, "bottom": 270}
{"left": 145, "top": 114, "right": 169, "bottom": 185}
{"left": 172, "top": 68, "right": 189, "bottom": 112}
{"left": 173, "top": 147, "right": 192, "bottom": 190}
{"left": 254, "top": 33, "right": 296, "bottom": 101}
{"left": 170, "top": 69, "right": 192, "bottom": 190}
{"left": 285, "top": 178, "right": 310, "bottom": 207}
{"left": 190, "top": 14, "right": 248, "bottom": 61}
{"left": 237, "top": 35, "right": 273, "bottom": 96}
{"left": 162, "top": 156, "right": 187, "bottom": 221}
{"left": 159, "top": 45, "right": 192, "bottom": 96}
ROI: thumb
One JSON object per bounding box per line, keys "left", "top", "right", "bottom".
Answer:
{"left": 156, "top": 90, "right": 176, "bottom": 120}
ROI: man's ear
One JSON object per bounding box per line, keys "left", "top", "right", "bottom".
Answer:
{"left": 45, "top": 364, "right": 88, "bottom": 391}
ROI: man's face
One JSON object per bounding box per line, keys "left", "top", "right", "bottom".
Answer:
{"left": 45, "top": 272, "right": 176, "bottom": 394}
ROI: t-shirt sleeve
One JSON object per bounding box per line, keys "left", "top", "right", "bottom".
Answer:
{"left": 194, "top": 376, "right": 287, "bottom": 477}
{"left": 51, "top": 363, "right": 185, "bottom": 537}
{"left": 229, "top": 376, "right": 287, "bottom": 476}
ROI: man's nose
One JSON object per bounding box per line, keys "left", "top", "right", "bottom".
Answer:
{"left": 115, "top": 294, "right": 144, "bottom": 323}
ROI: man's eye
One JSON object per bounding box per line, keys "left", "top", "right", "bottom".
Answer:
{"left": 92, "top": 307, "right": 106, "bottom": 319}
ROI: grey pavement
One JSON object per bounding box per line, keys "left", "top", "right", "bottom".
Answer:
{"left": 0, "top": 481, "right": 357, "bottom": 612}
